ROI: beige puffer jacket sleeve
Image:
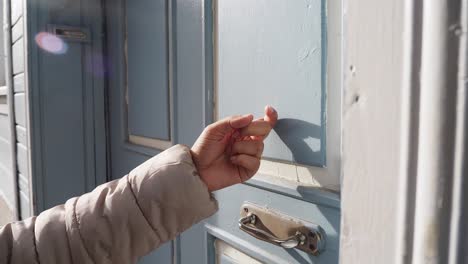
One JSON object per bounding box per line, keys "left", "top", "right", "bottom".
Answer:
{"left": 0, "top": 145, "right": 218, "bottom": 264}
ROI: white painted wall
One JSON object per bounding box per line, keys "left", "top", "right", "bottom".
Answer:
{"left": 340, "top": 0, "right": 405, "bottom": 263}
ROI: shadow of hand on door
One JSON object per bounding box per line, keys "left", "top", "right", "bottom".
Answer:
{"left": 274, "top": 118, "right": 323, "bottom": 166}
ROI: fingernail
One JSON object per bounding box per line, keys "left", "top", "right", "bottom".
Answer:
{"left": 267, "top": 105, "right": 276, "bottom": 114}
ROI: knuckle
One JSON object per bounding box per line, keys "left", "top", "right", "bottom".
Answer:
{"left": 205, "top": 123, "right": 215, "bottom": 132}
{"left": 257, "top": 141, "right": 264, "bottom": 151}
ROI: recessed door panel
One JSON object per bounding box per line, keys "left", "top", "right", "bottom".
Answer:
{"left": 106, "top": 0, "right": 173, "bottom": 262}
{"left": 216, "top": 0, "right": 325, "bottom": 167}
{"left": 126, "top": 0, "right": 170, "bottom": 141}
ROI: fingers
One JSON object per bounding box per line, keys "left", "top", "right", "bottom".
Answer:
{"left": 229, "top": 114, "right": 254, "bottom": 129}
{"left": 208, "top": 114, "right": 254, "bottom": 135}
{"left": 264, "top": 105, "right": 278, "bottom": 127}
{"left": 206, "top": 105, "right": 276, "bottom": 140}
{"left": 239, "top": 120, "right": 272, "bottom": 137}
{"left": 230, "top": 154, "right": 261, "bottom": 180}
{"left": 238, "top": 106, "right": 277, "bottom": 139}
{"left": 232, "top": 140, "right": 264, "bottom": 158}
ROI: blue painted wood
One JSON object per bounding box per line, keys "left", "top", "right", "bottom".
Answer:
{"left": 216, "top": 0, "right": 326, "bottom": 167}
{"left": 40, "top": 42, "right": 90, "bottom": 208}
{"left": 81, "top": 0, "right": 109, "bottom": 193}
{"left": 206, "top": 233, "right": 217, "bottom": 264}
{"left": 126, "top": 0, "right": 170, "bottom": 141}
{"left": 27, "top": 0, "right": 108, "bottom": 212}
{"left": 106, "top": 0, "right": 339, "bottom": 263}
{"left": 105, "top": 0, "right": 173, "bottom": 262}
{"left": 175, "top": 0, "right": 210, "bottom": 146}
{"left": 208, "top": 184, "right": 340, "bottom": 263}
{"left": 178, "top": 1, "right": 339, "bottom": 263}
{"left": 246, "top": 178, "right": 340, "bottom": 209}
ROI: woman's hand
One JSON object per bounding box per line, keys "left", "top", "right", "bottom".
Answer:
{"left": 191, "top": 106, "right": 278, "bottom": 192}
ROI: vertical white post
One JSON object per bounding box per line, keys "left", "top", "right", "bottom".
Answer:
{"left": 448, "top": 0, "right": 468, "bottom": 262}
{"left": 413, "top": 1, "right": 462, "bottom": 263}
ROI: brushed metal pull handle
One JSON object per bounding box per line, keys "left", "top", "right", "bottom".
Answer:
{"left": 239, "top": 213, "right": 306, "bottom": 249}
{"left": 238, "top": 203, "right": 326, "bottom": 255}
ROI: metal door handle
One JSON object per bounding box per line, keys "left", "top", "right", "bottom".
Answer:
{"left": 239, "top": 213, "right": 306, "bottom": 249}
{"left": 237, "top": 203, "right": 326, "bottom": 256}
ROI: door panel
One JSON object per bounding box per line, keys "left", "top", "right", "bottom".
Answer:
{"left": 106, "top": 0, "right": 174, "bottom": 262}
{"left": 30, "top": 0, "right": 107, "bottom": 211}
{"left": 126, "top": 0, "right": 171, "bottom": 141}
{"left": 205, "top": 185, "right": 339, "bottom": 263}
{"left": 216, "top": 0, "right": 325, "bottom": 167}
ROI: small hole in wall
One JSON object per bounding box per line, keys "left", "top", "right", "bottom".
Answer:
{"left": 349, "top": 65, "right": 357, "bottom": 77}
{"left": 354, "top": 95, "right": 360, "bottom": 103}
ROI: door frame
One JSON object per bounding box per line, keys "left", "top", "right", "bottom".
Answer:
{"left": 340, "top": 0, "right": 468, "bottom": 263}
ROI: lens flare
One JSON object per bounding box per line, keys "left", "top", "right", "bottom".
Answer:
{"left": 35, "top": 32, "right": 68, "bottom": 54}
{"left": 86, "top": 52, "right": 107, "bottom": 77}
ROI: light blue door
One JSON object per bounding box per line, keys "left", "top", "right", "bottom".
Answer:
{"left": 106, "top": 0, "right": 341, "bottom": 263}
{"left": 106, "top": 0, "right": 175, "bottom": 262}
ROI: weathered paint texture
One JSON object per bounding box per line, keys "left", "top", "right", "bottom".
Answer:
{"left": 340, "top": 0, "right": 404, "bottom": 263}
{"left": 216, "top": 0, "right": 326, "bottom": 167}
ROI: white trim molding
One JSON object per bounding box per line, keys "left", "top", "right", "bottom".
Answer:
{"left": 411, "top": 0, "right": 468, "bottom": 263}
{"left": 397, "top": 0, "right": 468, "bottom": 263}
{"left": 340, "top": 0, "right": 405, "bottom": 262}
